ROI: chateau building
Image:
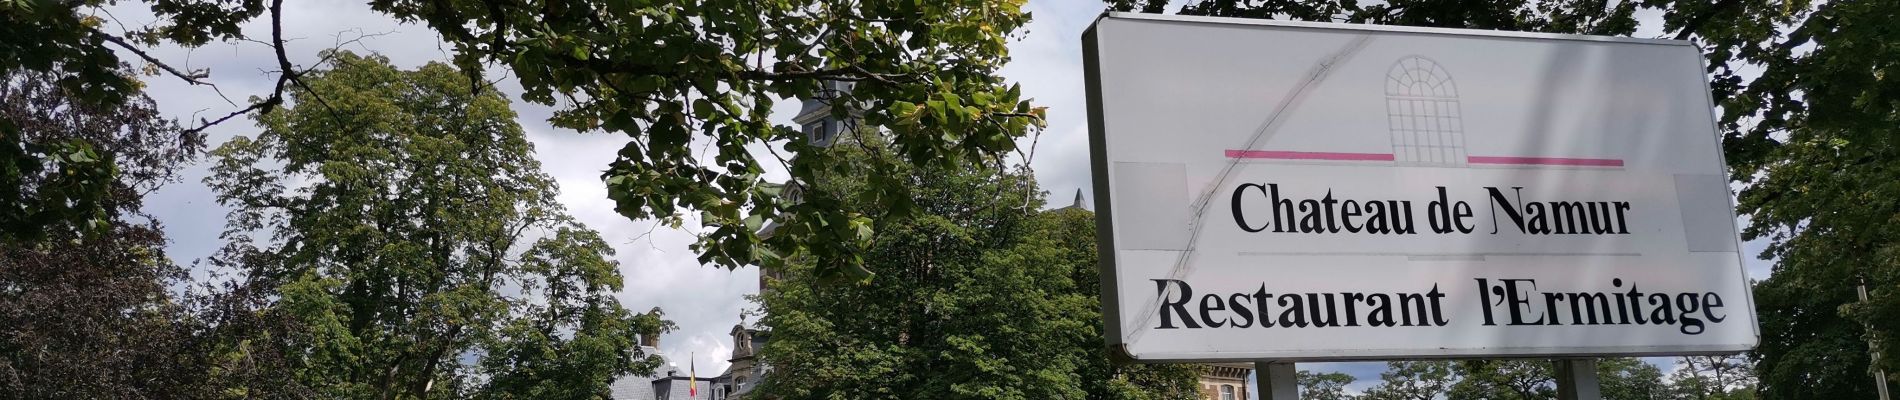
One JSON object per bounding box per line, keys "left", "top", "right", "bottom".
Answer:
{"left": 1201, "top": 363, "right": 1253, "bottom": 400}
{"left": 607, "top": 333, "right": 715, "bottom": 400}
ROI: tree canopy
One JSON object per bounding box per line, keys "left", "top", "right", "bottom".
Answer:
{"left": 755, "top": 135, "right": 1200, "bottom": 399}
{"left": 0, "top": 63, "right": 218, "bottom": 398}
{"left": 3, "top": 0, "right": 1048, "bottom": 281}
{"left": 203, "top": 52, "right": 668, "bottom": 398}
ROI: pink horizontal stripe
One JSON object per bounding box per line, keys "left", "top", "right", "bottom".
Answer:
{"left": 1468, "top": 156, "right": 1623, "bottom": 167}
{"left": 1226, "top": 150, "right": 1396, "bottom": 161}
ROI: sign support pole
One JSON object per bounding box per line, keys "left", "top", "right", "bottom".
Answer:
{"left": 1554, "top": 359, "right": 1602, "bottom": 400}
{"left": 1255, "top": 361, "right": 1299, "bottom": 400}
{"left": 1860, "top": 280, "right": 1893, "bottom": 400}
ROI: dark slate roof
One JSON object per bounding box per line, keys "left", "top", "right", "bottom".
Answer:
{"left": 653, "top": 376, "right": 716, "bottom": 400}
{"left": 608, "top": 346, "right": 672, "bottom": 400}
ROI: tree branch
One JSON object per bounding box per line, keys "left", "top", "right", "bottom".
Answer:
{"left": 92, "top": 29, "right": 209, "bottom": 85}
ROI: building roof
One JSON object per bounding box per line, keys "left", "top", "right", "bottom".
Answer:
{"left": 607, "top": 346, "right": 675, "bottom": 400}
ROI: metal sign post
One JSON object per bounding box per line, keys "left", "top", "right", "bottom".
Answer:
{"left": 1254, "top": 362, "right": 1299, "bottom": 400}
{"left": 1555, "top": 359, "right": 1603, "bottom": 400}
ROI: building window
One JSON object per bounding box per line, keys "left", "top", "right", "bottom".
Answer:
{"left": 1385, "top": 56, "right": 1466, "bottom": 166}
{"left": 1221, "top": 384, "right": 1237, "bottom": 400}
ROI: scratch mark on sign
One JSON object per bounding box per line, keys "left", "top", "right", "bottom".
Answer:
{"left": 1124, "top": 34, "right": 1377, "bottom": 347}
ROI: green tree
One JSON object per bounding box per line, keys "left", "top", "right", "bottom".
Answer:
{"left": 6, "top": 1, "right": 1048, "bottom": 279}
{"left": 0, "top": 65, "right": 226, "bottom": 397}
{"left": 1361, "top": 361, "right": 1456, "bottom": 400}
{"left": 1, "top": 0, "right": 260, "bottom": 240}
{"left": 755, "top": 136, "right": 1199, "bottom": 399}
{"left": 1449, "top": 360, "right": 1554, "bottom": 400}
{"left": 1698, "top": 0, "right": 1900, "bottom": 391}
{"left": 1750, "top": 272, "right": 1877, "bottom": 399}
{"left": 204, "top": 51, "right": 666, "bottom": 399}
{"left": 1299, "top": 370, "right": 1358, "bottom": 400}
{"left": 1598, "top": 357, "right": 1667, "bottom": 400}
{"left": 1665, "top": 355, "right": 1757, "bottom": 400}
{"left": 1042, "top": 206, "right": 1207, "bottom": 400}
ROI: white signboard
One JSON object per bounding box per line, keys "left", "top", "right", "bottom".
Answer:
{"left": 1083, "top": 13, "right": 1758, "bottom": 362}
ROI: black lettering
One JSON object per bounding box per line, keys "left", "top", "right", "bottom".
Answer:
{"left": 1277, "top": 294, "right": 1308, "bottom": 327}
{"left": 1399, "top": 292, "right": 1429, "bottom": 326}
{"left": 1453, "top": 201, "right": 1475, "bottom": 233}
{"left": 1321, "top": 191, "right": 1341, "bottom": 233}
{"left": 1200, "top": 294, "right": 1228, "bottom": 328}
{"left": 1366, "top": 200, "right": 1390, "bottom": 234}
{"left": 1503, "top": 279, "right": 1544, "bottom": 326}
{"left": 1567, "top": 292, "right": 1613, "bottom": 325}
{"left": 1616, "top": 202, "right": 1632, "bottom": 234}
{"left": 1703, "top": 293, "right": 1726, "bottom": 323}
{"left": 1298, "top": 199, "right": 1322, "bottom": 232}
{"left": 1647, "top": 293, "right": 1676, "bottom": 324}
{"left": 1676, "top": 293, "right": 1704, "bottom": 334}
{"left": 1368, "top": 293, "right": 1395, "bottom": 327}
{"left": 1550, "top": 201, "right": 1587, "bottom": 234}
{"left": 1253, "top": 287, "right": 1275, "bottom": 328}
{"left": 1270, "top": 184, "right": 1296, "bottom": 233}
{"left": 1154, "top": 279, "right": 1199, "bottom": 329}
{"left": 1343, "top": 292, "right": 1364, "bottom": 326}
{"left": 1476, "top": 278, "right": 1499, "bottom": 326}
{"left": 1391, "top": 201, "right": 1416, "bottom": 234}
{"left": 1231, "top": 183, "right": 1269, "bottom": 232}
{"left": 1487, "top": 187, "right": 1528, "bottom": 234}
{"left": 1426, "top": 285, "right": 1449, "bottom": 326}
{"left": 1429, "top": 187, "right": 1453, "bottom": 234}
{"left": 1229, "top": 293, "right": 1255, "bottom": 328}
{"left": 1341, "top": 200, "right": 1363, "bottom": 232}
{"left": 1308, "top": 293, "right": 1339, "bottom": 327}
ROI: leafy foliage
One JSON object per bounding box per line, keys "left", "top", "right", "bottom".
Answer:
{"left": 1666, "top": 355, "right": 1756, "bottom": 400}
{"left": 1447, "top": 360, "right": 1555, "bottom": 400}
{"left": 1751, "top": 272, "right": 1877, "bottom": 399}
{"left": 0, "top": 63, "right": 227, "bottom": 398}
{"left": 755, "top": 136, "right": 1198, "bottom": 399}
{"left": 0, "top": 0, "right": 266, "bottom": 239}
{"left": 0, "top": 65, "right": 202, "bottom": 242}
{"left": 6, "top": 0, "right": 1047, "bottom": 280}
{"left": 1597, "top": 357, "right": 1668, "bottom": 400}
{"left": 0, "top": 223, "right": 218, "bottom": 398}
{"left": 1299, "top": 370, "right": 1357, "bottom": 400}
{"left": 1700, "top": 0, "right": 1900, "bottom": 386}
{"left": 1360, "top": 361, "right": 1455, "bottom": 400}
{"left": 203, "top": 52, "right": 666, "bottom": 399}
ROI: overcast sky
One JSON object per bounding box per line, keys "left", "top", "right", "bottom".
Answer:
{"left": 105, "top": 0, "right": 1775, "bottom": 393}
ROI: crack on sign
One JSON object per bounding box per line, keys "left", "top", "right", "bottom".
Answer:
{"left": 1122, "top": 34, "right": 1376, "bottom": 348}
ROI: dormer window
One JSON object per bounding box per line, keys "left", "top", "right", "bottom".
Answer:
{"left": 804, "top": 120, "right": 834, "bottom": 147}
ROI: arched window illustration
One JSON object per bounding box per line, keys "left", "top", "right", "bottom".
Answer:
{"left": 1385, "top": 56, "right": 1466, "bottom": 165}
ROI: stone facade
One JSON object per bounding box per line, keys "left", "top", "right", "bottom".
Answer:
{"left": 1199, "top": 363, "right": 1252, "bottom": 400}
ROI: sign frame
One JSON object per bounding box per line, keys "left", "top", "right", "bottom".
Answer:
{"left": 1083, "top": 12, "right": 1760, "bottom": 363}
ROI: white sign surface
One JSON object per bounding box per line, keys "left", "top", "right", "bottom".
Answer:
{"left": 1083, "top": 13, "right": 1758, "bottom": 361}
